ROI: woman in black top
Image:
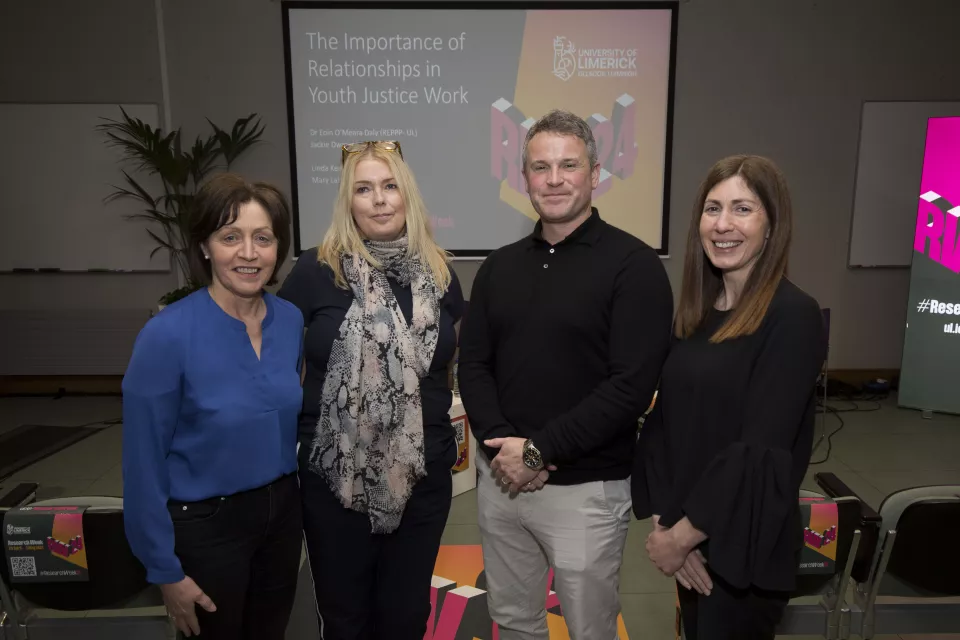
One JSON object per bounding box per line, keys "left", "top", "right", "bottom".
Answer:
{"left": 633, "top": 155, "right": 825, "bottom": 639}
{"left": 278, "top": 141, "right": 464, "bottom": 640}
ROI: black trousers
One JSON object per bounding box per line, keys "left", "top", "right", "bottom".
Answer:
{"left": 677, "top": 571, "right": 789, "bottom": 640}
{"left": 169, "top": 473, "right": 303, "bottom": 640}
{"left": 299, "top": 452, "right": 453, "bottom": 640}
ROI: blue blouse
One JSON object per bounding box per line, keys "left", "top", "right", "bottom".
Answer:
{"left": 121, "top": 289, "right": 304, "bottom": 584}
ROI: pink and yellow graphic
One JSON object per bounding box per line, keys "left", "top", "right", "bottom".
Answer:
{"left": 47, "top": 512, "right": 87, "bottom": 570}
{"left": 490, "top": 9, "right": 673, "bottom": 249}
{"left": 451, "top": 414, "right": 470, "bottom": 473}
{"left": 426, "top": 545, "right": 629, "bottom": 639}
{"left": 799, "top": 499, "right": 838, "bottom": 561}
{"left": 914, "top": 117, "right": 960, "bottom": 272}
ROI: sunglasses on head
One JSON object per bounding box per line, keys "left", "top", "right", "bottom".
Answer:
{"left": 340, "top": 140, "right": 403, "bottom": 165}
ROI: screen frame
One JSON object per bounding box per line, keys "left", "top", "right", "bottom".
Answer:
{"left": 281, "top": 0, "right": 679, "bottom": 258}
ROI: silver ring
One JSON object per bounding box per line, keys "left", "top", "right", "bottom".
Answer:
{"left": 501, "top": 477, "right": 509, "bottom": 485}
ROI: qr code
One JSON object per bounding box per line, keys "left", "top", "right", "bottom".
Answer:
{"left": 10, "top": 556, "right": 37, "bottom": 578}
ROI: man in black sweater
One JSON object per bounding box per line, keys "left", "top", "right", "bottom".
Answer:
{"left": 458, "top": 109, "right": 673, "bottom": 639}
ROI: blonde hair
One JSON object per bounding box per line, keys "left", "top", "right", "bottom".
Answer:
{"left": 317, "top": 147, "right": 452, "bottom": 291}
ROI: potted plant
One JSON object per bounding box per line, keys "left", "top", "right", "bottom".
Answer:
{"left": 96, "top": 107, "right": 266, "bottom": 308}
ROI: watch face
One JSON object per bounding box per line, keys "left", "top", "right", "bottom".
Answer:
{"left": 523, "top": 446, "right": 541, "bottom": 468}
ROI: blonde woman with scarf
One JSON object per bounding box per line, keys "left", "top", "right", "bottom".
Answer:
{"left": 278, "top": 140, "right": 464, "bottom": 640}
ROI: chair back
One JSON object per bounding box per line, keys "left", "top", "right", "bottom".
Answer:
{"left": 1, "top": 497, "right": 149, "bottom": 611}
{"left": 792, "top": 491, "right": 873, "bottom": 597}
{"left": 874, "top": 486, "right": 960, "bottom": 597}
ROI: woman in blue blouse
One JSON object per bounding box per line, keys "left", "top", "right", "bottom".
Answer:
{"left": 122, "top": 173, "right": 305, "bottom": 639}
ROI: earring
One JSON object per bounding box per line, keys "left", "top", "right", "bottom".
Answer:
{"left": 203, "top": 253, "right": 209, "bottom": 260}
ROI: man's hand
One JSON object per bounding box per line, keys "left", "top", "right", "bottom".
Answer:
{"left": 520, "top": 468, "right": 552, "bottom": 492}
{"left": 486, "top": 436, "right": 535, "bottom": 491}
{"left": 485, "top": 437, "right": 556, "bottom": 493}
{"left": 160, "top": 576, "right": 216, "bottom": 637}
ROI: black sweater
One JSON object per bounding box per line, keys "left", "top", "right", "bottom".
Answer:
{"left": 458, "top": 209, "right": 674, "bottom": 485}
{"left": 277, "top": 248, "right": 465, "bottom": 465}
{"left": 632, "top": 278, "right": 826, "bottom": 592}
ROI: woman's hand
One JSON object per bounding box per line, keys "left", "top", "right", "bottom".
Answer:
{"left": 646, "top": 516, "right": 708, "bottom": 578}
{"left": 645, "top": 527, "right": 687, "bottom": 576}
{"left": 675, "top": 549, "right": 712, "bottom": 595}
{"left": 161, "top": 576, "right": 217, "bottom": 637}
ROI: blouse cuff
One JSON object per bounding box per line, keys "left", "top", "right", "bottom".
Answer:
{"left": 681, "top": 441, "right": 799, "bottom": 591}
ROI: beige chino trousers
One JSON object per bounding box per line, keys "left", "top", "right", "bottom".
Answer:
{"left": 476, "top": 452, "right": 632, "bottom": 640}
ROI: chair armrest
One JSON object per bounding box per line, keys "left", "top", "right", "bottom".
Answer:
{"left": 0, "top": 482, "right": 38, "bottom": 509}
{"left": 814, "top": 472, "right": 881, "bottom": 521}
{"left": 815, "top": 472, "right": 882, "bottom": 584}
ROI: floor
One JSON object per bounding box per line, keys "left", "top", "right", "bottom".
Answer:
{"left": 1, "top": 393, "right": 959, "bottom": 639}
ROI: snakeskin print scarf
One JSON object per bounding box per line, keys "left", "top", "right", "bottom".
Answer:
{"left": 308, "top": 235, "right": 441, "bottom": 533}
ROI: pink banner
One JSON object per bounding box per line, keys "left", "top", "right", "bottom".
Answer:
{"left": 914, "top": 117, "right": 960, "bottom": 272}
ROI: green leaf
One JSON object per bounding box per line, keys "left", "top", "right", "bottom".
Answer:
{"left": 184, "top": 135, "right": 220, "bottom": 186}
{"left": 97, "top": 107, "right": 175, "bottom": 176}
{"left": 97, "top": 107, "right": 265, "bottom": 284}
{"left": 210, "top": 114, "right": 266, "bottom": 167}
{"left": 120, "top": 171, "right": 156, "bottom": 207}
{"left": 124, "top": 212, "right": 171, "bottom": 224}
{"left": 159, "top": 282, "right": 204, "bottom": 306}
{"left": 145, "top": 229, "right": 176, "bottom": 254}
{"left": 103, "top": 186, "right": 152, "bottom": 208}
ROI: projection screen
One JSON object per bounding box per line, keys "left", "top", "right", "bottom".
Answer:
{"left": 282, "top": 2, "right": 677, "bottom": 257}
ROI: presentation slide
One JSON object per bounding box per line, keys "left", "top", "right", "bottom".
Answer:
{"left": 282, "top": 3, "right": 676, "bottom": 256}
{"left": 899, "top": 116, "right": 960, "bottom": 414}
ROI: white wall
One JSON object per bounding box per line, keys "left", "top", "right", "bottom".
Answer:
{"left": 3, "top": 0, "right": 959, "bottom": 371}
{"left": 663, "top": 0, "right": 958, "bottom": 369}
{"left": 0, "top": 0, "right": 178, "bottom": 312}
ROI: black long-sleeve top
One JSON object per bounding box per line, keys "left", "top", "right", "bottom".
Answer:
{"left": 458, "top": 208, "right": 674, "bottom": 485}
{"left": 277, "top": 247, "right": 465, "bottom": 465}
{"left": 632, "top": 278, "right": 825, "bottom": 592}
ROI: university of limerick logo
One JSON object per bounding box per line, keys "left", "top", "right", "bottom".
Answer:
{"left": 553, "top": 36, "right": 577, "bottom": 82}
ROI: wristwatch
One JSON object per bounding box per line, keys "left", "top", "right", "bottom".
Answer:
{"left": 522, "top": 439, "right": 544, "bottom": 470}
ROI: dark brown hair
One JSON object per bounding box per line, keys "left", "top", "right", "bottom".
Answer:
{"left": 675, "top": 155, "right": 792, "bottom": 342}
{"left": 187, "top": 173, "right": 292, "bottom": 286}
{"left": 522, "top": 109, "right": 598, "bottom": 170}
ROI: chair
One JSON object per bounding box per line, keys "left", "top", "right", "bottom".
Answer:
{"left": 0, "top": 494, "right": 170, "bottom": 640}
{"left": 679, "top": 477, "right": 880, "bottom": 640}
{"left": 853, "top": 484, "right": 960, "bottom": 638}
{"left": 812, "top": 472, "right": 960, "bottom": 638}
{"left": 0, "top": 485, "right": 37, "bottom": 511}
{"left": 812, "top": 473, "right": 882, "bottom": 598}
{"left": 0, "top": 484, "right": 36, "bottom": 637}
{"left": 773, "top": 473, "right": 881, "bottom": 640}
